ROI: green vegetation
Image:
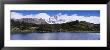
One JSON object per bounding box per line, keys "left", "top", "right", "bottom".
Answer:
{"left": 11, "top": 19, "right": 100, "bottom": 33}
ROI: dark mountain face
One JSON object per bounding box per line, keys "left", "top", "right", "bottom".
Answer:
{"left": 12, "top": 18, "right": 48, "bottom": 24}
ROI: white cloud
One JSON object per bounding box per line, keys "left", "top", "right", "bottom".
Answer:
{"left": 11, "top": 12, "right": 100, "bottom": 24}
{"left": 11, "top": 12, "right": 23, "bottom": 19}
{"left": 35, "top": 13, "right": 50, "bottom": 21}
{"left": 57, "top": 13, "right": 100, "bottom": 24}
{"left": 11, "top": 12, "right": 35, "bottom": 19}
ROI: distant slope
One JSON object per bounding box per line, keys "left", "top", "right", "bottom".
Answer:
{"left": 11, "top": 18, "right": 48, "bottom": 24}
{"left": 11, "top": 19, "right": 100, "bottom": 33}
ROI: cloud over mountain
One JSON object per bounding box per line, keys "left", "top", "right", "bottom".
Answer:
{"left": 11, "top": 12, "right": 100, "bottom": 24}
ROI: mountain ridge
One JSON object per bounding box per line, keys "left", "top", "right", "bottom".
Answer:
{"left": 11, "top": 15, "right": 99, "bottom": 24}
{"left": 11, "top": 13, "right": 100, "bottom": 24}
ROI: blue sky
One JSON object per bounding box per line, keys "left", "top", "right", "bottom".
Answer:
{"left": 11, "top": 10, "right": 100, "bottom": 17}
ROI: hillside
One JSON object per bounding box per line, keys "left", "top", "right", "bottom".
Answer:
{"left": 11, "top": 19, "right": 100, "bottom": 33}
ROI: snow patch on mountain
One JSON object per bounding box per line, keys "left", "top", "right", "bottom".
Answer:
{"left": 48, "top": 13, "right": 100, "bottom": 24}
{"left": 11, "top": 12, "right": 100, "bottom": 24}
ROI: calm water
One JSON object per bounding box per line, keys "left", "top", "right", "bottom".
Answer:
{"left": 11, "top": 32, "right": 100, "bottom": 40}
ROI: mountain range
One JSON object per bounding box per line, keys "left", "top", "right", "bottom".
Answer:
{"left": 11, "top": 13, "right": 99, "bottom": 24}
{"left": 11, "top": 14, "right": 67, "bottom": 24}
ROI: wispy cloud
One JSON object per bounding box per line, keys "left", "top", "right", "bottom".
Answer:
{"left": 11, "top": 12, "right": 100, "bottom": 24}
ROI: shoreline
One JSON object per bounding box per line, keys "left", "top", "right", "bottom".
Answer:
{"left": 11, "top": 31, "right": 100, "bottom": 34}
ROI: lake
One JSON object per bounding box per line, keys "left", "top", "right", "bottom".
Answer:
{"left": 11, "top": 32, "right": 100, "bottom": 40}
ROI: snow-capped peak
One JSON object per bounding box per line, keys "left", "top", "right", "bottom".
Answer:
{"left": 11, "top": 12, "right": 100, "bottom": 24}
